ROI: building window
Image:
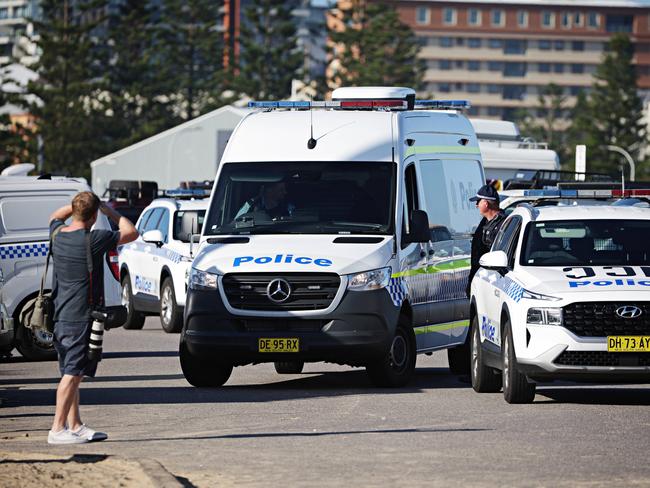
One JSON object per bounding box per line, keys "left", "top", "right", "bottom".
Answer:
{"left": 13, "top": 6, "right": 26, "bottom": 18}
{"left": 504, "top": 39, "right": 527, "bottom": 54}
{"left": 488, "top": 38, "right": 503, "bottom": 49}
{"left": 570, "top": 86, "right": 584, "bottom": 96}
{"left": 468, "top": 106, "right": 479, "bottom": 116}
{"left": 561, "top": 12, "right": 571, "bottom": 28}
{"left": 467, "top": 83, "right": 481, "bottom": 93}
{"left": 468, "top": 38, "right": 482, "bottom": 48}
{"left": 468, "top": 60, "right": 481, "bottom": 71}
{"left": 574, "top": 12, "right": 583, "bottom": 27}
{"left": 488, "top": 61, "right": 504, "bottom": 71}
{"left": 504, "top": 62, "right": 527, "bottom": 77}
{"left": 554, "top": 40, "right": 565, "bottom": 50}
{"left": 539, "top": 40, "right": 552, "bottom": 50}
{"left": 468, "top": 8, "right": 482, "bottom": 26}
{"left": 416, "top": 7, "right": 430, "bottom": 25}
{"left": 572, "top": 41, "right": 585, "bottom": 51}
{"left": 439, "top": 60, "right": 452, "bottom": 70}
{"left": 503, "top": 85, "right": 526, "bottom": 100}
{"left": 443, "top": 8, "right": 457, "bottom": 25}
{"left": 487, "top": 107, "right": 502, "bottom": 117}
{"left": 571, "top": 63, "right": 585, "bottom": 74}
{"left": 456, "top": 37, "right": 465, "bottom": 46}
{"left": 438, "top": 83, "right": 451, "bottom": 93}
{"left": 517, "top": 10, "right": 528, "bottom": 28}
{"left": 0, "top": 8, "right": 8, "bottom": 19}
{"left": 491, "top": 9, "right": 505, "bottom": 27}
{"left": 440, "top": 37, "right": 453, "bottom": 47}
{"left": 554, "top": 63, "right": 565, "bottom": 73}
{"left": 539, "top": 63, "right": 551, "bottom": 73}
{"left": 542, "top": 11, "right": 555, "bottom": 28}
{"left": 606, "top": 15, "right": 633, "bottom": 33}
{"left": 488, "top": 84, "right": 501, "bottom": 94}
{"left": 588, "top": 12, "right": 600, "bottom": 28}
{"left": 455, "top": 60, "right": 464, "bottom": 69}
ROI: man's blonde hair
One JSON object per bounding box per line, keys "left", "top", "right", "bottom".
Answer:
{"left": 72, "top": 191, "right": 100, "bottom": 222}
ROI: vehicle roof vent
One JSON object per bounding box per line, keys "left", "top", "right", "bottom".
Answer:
{"left": 332, "top": 86, "right": 416, "bottom": 109}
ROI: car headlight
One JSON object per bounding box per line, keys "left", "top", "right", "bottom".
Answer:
{"left": 521, "top": 289, "right": 561, "bottom": 301}
{"left": 347, "top": 267, "right": 391, "bottom": 291}
{"left": 527, "top": 307, "right": 562, "bottom": 326}
{"left": 189, "top": 268, "right": 219, "bottom": 290}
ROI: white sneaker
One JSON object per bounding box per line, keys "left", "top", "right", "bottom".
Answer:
{"left": 48, "top": 429, "right": 88, "bottom": 445}
{"left": 71, "top": 424, "right": 108, "bottom": 442}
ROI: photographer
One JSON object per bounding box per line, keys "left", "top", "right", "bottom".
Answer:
{"left": 47, "top": 192, "right": 138, "bottom": 445}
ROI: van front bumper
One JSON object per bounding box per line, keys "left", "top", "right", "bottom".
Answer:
{"left": 182, "top": 287, "right": 399, "bottom": 366}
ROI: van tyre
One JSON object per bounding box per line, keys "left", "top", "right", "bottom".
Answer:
{"left": 447, "top": 334, "right": 471, "bottom": 375}
{"left": 502, "top": 321, "right": 536, "bottom": 404}
{"left": 180, "top": 342, "right": 232, "bottom": 387}
{"left": 160, "top": 277, "right": 182, "bottom": 333}
{"left": 274, "top": 361, "right": 304, "bottom": 374}
{"left": 121, "top": 275, "right": 145, "bottom": 330}
{"left": 366, "top": 318, "right": 416, "bottom": 388}
{"left": 470, "top": 315, "right": 502, "bottom": 393}
{"left": 15, "top": 313, "right": 56, "bottom": 361}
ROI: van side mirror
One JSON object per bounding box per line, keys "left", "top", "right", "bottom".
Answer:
{"left": 479, "top": 250, "right": 508, "bottom": 270}
{"left": 405, "top": 210, "right": 430, "bottom": 244}
{"left": 142, "top": 229, "right": 164, "bottom": 248}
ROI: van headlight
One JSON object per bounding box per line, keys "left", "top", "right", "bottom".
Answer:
{"left": 527, "top": 307, "right": 563, "bottom": 326}
{"left": 189, "top": 268, "right": 219, "bottom": 290}
{"left": 347, "top": 267, "right": 391, "bottom": 291}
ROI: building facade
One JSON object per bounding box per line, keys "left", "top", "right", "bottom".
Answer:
{"left": 390, "top": 0, "right": 650, "bottom": 119}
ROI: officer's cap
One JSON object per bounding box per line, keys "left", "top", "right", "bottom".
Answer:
{"left": 469, "top": 184, "right": 499, "bottom": 202}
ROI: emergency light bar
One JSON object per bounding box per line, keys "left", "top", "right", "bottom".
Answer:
{"left": 247, "top": 99, "right": 469, "bottom": 111}
{"left": 164, "top": 188, "right": 209, "bottom": 198}
{"left": 523, "top": 189, "right": 650, "bottom": 198}
{"left": 414, "top": 100, "right": 471, "bottom": 110}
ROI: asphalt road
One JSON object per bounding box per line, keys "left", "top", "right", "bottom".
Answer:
{"left": 2, "top": 317, "right": 650, "bottom": 487}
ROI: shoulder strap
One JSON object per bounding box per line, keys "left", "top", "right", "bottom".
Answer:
{"left": 39, "top": 225, "right": 64, "bottom": 296}
{"left": 86, "top": 232, "right": 94, "bottom": 306}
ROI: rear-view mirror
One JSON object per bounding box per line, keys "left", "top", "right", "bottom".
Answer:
{"left": 479, "top": 250, "right": 508, "bottom": 270}
{"left": 142, "top": 229, "right": 164, "bottom": 247}
{"left": 405, "top": 210, "right": 430, "bottom": 244}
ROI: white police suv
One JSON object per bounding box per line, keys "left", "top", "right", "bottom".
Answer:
{"left": 119, "top": 192, "right": 207, "bottom": 332}
{"left": 470, "top": 205, "right": 650, "bottom": 403}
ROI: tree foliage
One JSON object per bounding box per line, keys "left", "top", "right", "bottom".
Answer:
{"left": 328, "top": 1, "right": 424, "bottom": 89}
{"left": 0, "top": 63, "right": 35, "bottom": 168}
{"left": 236, "top": 0, "right": 302, "bottom": 100}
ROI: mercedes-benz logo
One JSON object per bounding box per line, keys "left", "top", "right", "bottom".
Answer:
{"left": 616, "top": 305, "right": 643, "bottom": 319}
{"left": 266, "top": 278, "right": 292, "bottom": 303}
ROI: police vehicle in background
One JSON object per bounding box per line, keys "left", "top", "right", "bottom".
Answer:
{"left": 119, "top": 190, "right": 208, "bottom": 332}
{"left": 181, "top": 87, "right": 487, "bottom": 388}
{"left": 470, "top": 204, "right": 650, "bottom": 403}
{"left": 0, "top": 171, "right": 121, "bottom": 359}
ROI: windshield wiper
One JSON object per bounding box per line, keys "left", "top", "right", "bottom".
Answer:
{"left": 325, "top": 221, "right": 384, "bottom": 230}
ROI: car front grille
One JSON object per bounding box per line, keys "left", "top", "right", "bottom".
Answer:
{"left": 554, "top": 351, "right": 650, "bottom": 367}
{"left": 562, "top": 302, "right": 650, "bottom": 337}
{"left": 222, "top": 273, "right": 341, "bottom": 311}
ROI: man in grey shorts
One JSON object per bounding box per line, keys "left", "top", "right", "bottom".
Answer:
{"left": 47, "top": 192, "right": 138, "bottom": 445}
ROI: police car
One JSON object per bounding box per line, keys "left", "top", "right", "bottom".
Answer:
{"left": 470, "top": 205, "right": 650, "bottom": 403}
{"left": 119, "top": 191, "right": 207, "bottom": 332}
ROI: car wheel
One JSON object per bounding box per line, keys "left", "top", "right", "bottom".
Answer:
{"left": 15, "top": 311, "right": 56, "bottom": 361}
{"left": 447, "top": 331, "right": 471, "bottom": 375}
{"left": 470, "top": 315, "right": 502, "bottom": 393}
{"left": 121, "top": 275, "right": 145, "bottom": 330}
{"left": 502, "top": 321, "right": 536, "bottom": 404}
{"left": 274, "top": 361, "right": 304, "bottom": 374}
{"left": 160, "top": 277, "right": 183, "bottom": 333}
{"left": 366, "top": 317, "right": 416, "bottom": 388}
{"left": 180, "top": 342, "right": 232, "bottom": 387}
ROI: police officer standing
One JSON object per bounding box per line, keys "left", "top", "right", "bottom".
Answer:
{"left": 466, "top": 184, "right": 505, "bottom": 297}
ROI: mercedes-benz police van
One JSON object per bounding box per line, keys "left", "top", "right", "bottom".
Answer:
{"left": 181, "top": 87, "right": 486, "bottom": 387}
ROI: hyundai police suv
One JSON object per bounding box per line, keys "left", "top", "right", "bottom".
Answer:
{"left": 470, "top": 205, "right": 650, "bottom": 403}
{"left": 119, "top": 193, "right": 207, "bottom": 332}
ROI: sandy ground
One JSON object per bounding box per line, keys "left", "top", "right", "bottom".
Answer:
{"left": 0, "top": 450, "right": 156, "bottom": 488}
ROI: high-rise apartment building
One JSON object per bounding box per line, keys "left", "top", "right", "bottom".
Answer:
{"left": 0, "top": 0, "right": 39, "bottom": 65}
{"left": 389, "top": 0, "right": 650, "bottom": 119}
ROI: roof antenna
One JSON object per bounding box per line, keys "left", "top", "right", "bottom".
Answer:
{"left": 307, "top": 101, "right": 317, "bottom": 150}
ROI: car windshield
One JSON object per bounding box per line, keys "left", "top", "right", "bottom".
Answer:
{"left": 521, "top": 219, "right": 650, "bottom": 266}
{"left": 173, "top": 210, "right": 206, "bottom": 242}
{"left": 204, "top": 162, "right": 395, "bottom": 235}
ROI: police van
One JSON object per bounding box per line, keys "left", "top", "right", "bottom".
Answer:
{"left": 470, "top": 204, "right": 650, "bottom": 403}
{"left": 118, "top": 192, "right": 208, "bottom": 332}
{"left": 0, "top": 173, "right": 121, "bottom": 359}
{"left": 181, "top": 87, "right": 486, "bottom": 387}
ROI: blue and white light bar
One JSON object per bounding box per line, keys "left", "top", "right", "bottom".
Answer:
{"left": 523, "top": 189, "right": 617, "bottom": 198}
{"left": 414, "top": 100, "right": 471, "bottom": 110}
{"left": 165, "top": 188, "right": 209, "bottom": 198}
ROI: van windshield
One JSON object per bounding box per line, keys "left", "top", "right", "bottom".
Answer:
{"left": 204, "top": 162, "right": 395, "bottom": 235}
{"left": 520, "top": 219, "right": 650, "bottom": 266}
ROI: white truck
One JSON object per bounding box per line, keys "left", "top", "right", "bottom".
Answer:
{"left": 180, "top": 87, "right": 487, "bottom": 388}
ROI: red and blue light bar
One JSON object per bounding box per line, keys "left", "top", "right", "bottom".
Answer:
{"left": 523, "top": 189, "right": 650, "bottom": 198}
{"left": 247, "top": 99, "right": 470, "bottom": 111}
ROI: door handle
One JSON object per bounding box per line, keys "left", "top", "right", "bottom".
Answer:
{"left": 494, "top": 289, "right": 500, "bottom": 297}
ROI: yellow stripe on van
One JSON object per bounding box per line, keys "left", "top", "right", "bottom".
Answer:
{"left": 414, "top": 320, "right": 470, "bottom": 335}
{"left": 392, "top": 258, "right": 470, "bottom": 278}
{"left": 404, "top": 145, "right": 481, "bottom": 157}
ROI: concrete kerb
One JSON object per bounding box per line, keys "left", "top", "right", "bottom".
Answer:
{"left": 137, "top": 457, "right": 184, "bottom": 488}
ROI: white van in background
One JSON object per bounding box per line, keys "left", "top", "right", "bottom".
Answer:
{"left": 0, "top": 175, "right": 121, "bottom": 359}
{"left": 470, "top": 119, "right": 559, "bottom": 184}
{"left": 181, "top": 87, "right": 486, "bottom": 388}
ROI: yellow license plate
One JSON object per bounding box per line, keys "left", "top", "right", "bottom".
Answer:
{"left": 607, "top": 336, "right": 650, "bottom": 352}
{"left": 258, "top": 338, "right": 299, "bottom": 353}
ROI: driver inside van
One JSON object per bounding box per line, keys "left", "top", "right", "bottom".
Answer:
{"left": 235, "top": 181, "right": 295, "bottom": 221}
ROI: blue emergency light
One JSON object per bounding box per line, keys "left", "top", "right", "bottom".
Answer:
{"left": 247, "top": 99, "right": 471, "bottom": 111}
{"left": 164, "top": 188, "right": 209, "bottom": 198}
{"left": 414, "top": 100, "right": 471, "bottom": 109}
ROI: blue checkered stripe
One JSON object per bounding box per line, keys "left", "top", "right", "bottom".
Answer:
{"left": 166, "top": 249, "right": 183, "bottom": 264}
{"left": 387, "top": 277, "right": 407, "bottom": 307}
{"left": 0, "top": 242, "right": 49, "bottom": 260}
{"left": 497, "top": 276, "right": 525, "bottom": 303}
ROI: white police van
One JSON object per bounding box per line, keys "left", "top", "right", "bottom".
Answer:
{"left": 0, "top": 174, "right": 121, "bottom": 359}
{"left": 119, "top": 192, "right": 207, "bottom": 332}
{"left": 470, "top": 204, "right": 650, "bottom": 403}
{"left": 180, "top": 87, "right": 487, "bottom": 387}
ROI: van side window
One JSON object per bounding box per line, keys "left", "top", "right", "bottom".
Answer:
{"left": 404, "top": 164, "right": 419, "bottom": 216}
